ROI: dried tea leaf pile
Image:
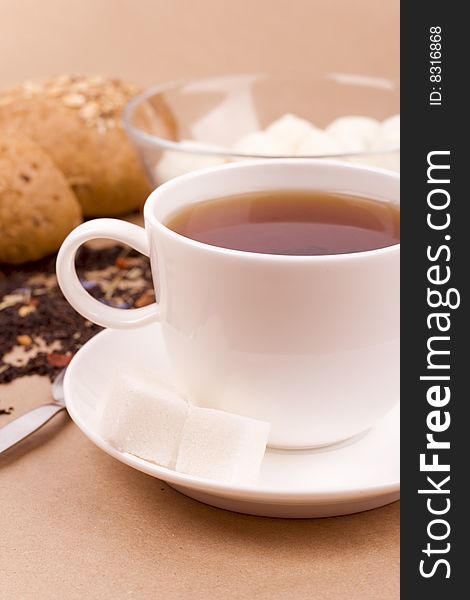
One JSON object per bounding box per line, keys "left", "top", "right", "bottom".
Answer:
{"left": 0, "top": 245, "right": 154, "bottom": 387}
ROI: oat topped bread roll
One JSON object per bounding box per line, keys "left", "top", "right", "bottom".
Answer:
{"left": 0, "top": 75, "right": 151, "bottom": 216}
{"left": 0, "top": 131, "right": 82, "bottom": 264}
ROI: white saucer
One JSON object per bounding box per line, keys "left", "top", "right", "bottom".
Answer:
{"left": 64, "top": 323, "right": 399, "bottom": 518}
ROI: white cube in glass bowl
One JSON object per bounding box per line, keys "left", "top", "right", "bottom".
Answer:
{"left": 123, "top": 73, "right": 400, "bottom": 187}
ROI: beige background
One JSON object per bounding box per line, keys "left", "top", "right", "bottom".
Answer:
{"left": 0, "top": 0, "right": 399, "bottom": 86}
{"left": 0, "top": 1, "right": 399, "bottom": 599}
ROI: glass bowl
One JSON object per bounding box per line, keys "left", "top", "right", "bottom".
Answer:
{"left": 123, "top": 73, "right": 399, "bottom": 187}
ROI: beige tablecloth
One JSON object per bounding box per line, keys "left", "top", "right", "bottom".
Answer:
{"left": 0, "top": 1, "right": 399, "bottom": 598}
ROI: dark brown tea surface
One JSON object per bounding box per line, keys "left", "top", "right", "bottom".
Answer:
{"left": 165, "top": 190, "right": 400, "bottom": 256}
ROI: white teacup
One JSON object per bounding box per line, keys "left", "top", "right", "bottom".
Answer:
{"left": 57, "top": 159, "right": 399, "bottom": 449}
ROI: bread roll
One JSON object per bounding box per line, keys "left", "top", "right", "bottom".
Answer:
{"left": 0, "top": 132, "right": 82, "bottom": 264}
{"left": 0, "top": 75, "right": 151, "bottom": 216}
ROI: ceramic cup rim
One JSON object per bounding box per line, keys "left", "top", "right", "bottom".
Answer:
{"left": 143, "top": 158, "right": 400, "bottom": 263}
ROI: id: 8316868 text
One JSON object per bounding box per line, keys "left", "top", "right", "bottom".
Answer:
{"left": 429, "top": 26, "right": 442, "bottom": 106}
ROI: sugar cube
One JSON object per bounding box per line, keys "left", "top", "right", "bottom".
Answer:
{"left": 296, "top": 128, "right": 341, "bottom": 156}
{"left": 231, "top": 131, "right": 287, "bottom": 156}
{"left": 363, "top": 114, "right": 400, "bottom": 172}
{"left": 326, "top": 116, "right": 380, "bottom": 152}
{"left": 265, "top": 113, "right": 317, "bottom": 154}
{"left": 175, "top": 406, "right": 270, "bottom": 484}
{"left": 98, "top": 368, "right": 188, "bottom": 468}
{"left": 371, "top": 114, "right": 400, "bottom": 149}
{"left": 154, "top": 139, "right": 226, "bottom": 183}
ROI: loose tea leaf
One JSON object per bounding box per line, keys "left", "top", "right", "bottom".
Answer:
{"left": 0, "top": 245, "right": 154, "bottom": 387}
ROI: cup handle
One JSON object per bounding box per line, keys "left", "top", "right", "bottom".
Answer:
{"left": 56, "top": 218, "right": 160, "bottom": 329}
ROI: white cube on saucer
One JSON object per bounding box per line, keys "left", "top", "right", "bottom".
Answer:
{"left": 98, "top": 368, "right": 188, "bottom": 468}
{"left": 175, "top": 406, "right": 270, "bottom": 484}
